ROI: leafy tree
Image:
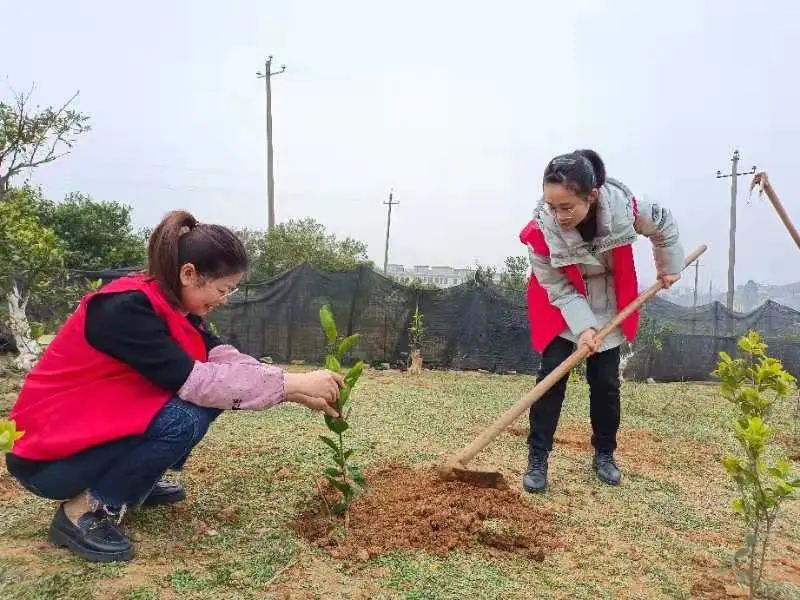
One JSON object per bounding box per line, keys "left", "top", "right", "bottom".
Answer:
{"left": 237, "top": 219, "right": 371, "bottom": 281}
{"left": 36, "top": 192, "right": 147, "bottom": 270}
{"left": 473, "top": 263, "right": 497, "bottom": 286}
{"left": 499, "top": 255, "right": 530, "bottom": 290}
{"left": 0, "top": 187, "right": 66, "bottom": 370}
{"left": 405, "top": 278, "right": 439, "bottom": 291}
{"left": 0, "top": 87, "right": 90, "bottom": 195}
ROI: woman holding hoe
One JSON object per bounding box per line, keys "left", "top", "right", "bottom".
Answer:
{"left": 519, "top": 149, "right": 684, "bottom": 492}
{"left": 5, "top": 210, "right": 343, "bottom": 562}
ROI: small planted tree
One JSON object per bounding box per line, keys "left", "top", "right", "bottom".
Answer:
{"left": 318, "top": 305, "right": 367, "bottom": 520}
{"left": 408, "top": 304, "right": 425, "bottom": 375}
{"left": 619, "top": 311, "right": 672, "bottom": 381}
{"left": 0, "top": 420, "right": 24, "bottom": 453}
{"left": 714, "top": 331, "right": 800, "bottom": 598}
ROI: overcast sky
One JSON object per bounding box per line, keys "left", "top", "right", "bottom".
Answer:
{"left": 3, "top": 0, "right": 799, "bottom": 293}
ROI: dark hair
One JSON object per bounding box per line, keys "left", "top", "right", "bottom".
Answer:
{"left": 147, "top": 210, "right": 249, "bottom": 307}
{"left": 543, "top": 149, "right": 606, "bottom": 196}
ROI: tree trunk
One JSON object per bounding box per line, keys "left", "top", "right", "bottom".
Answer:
{"left": 6, "top": 282, "right": 41, "bottom": 372}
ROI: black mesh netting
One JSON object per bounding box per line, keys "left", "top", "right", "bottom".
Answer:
{"left": 209, "top": 264, "right": 539, "bottom": 374}
{"left": 197, "top": 264, "right": 800, "bottom": 380}
{"left": 12, "top": 263, "right": 800, "bottom": 382}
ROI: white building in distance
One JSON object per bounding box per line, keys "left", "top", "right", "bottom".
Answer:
{"left": 385, "top": 264, "right": 476, "bottom": 288}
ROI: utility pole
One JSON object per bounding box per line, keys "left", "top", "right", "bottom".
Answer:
{"left": 691, "top": 258, "right": 704, "bottom": 334}
{"left": 256, "top": 56, "right": 287, "bottom": 231}
{"left": 716, "top": 150, "right": 756, "bottom": 311}
{"left": 708, "top": 280, "right": 713, "bottom": 304}
{"left": 383, "top": 190, "right": 399, "bottom": 275}
{"left": 692, "top": 259, "right": 702, "bottom": 310}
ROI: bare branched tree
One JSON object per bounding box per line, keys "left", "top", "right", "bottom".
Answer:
{"left": 0, "top": 85, "right": 90, "bottom": 195}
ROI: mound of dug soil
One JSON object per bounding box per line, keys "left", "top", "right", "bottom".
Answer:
{"left": 293, "top": 464, "right": 557, "bottom": 561}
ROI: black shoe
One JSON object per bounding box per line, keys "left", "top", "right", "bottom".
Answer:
{"left": 48, "top": 504, "right": 133, "bottom": 562}
{"left": 141, "top": 478, "right": 186, "bottom": 507}
{"left": 593, "top": 450, "right": 622, "bottom": 485}
{"left": 522, "top": 448, "right": 550, "bottom": 493}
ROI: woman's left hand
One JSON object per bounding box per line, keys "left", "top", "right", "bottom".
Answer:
{"left": 658, "top": 273, "right": 681, "bottom": 289}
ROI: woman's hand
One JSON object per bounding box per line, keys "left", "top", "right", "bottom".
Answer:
{"left": 284, "top": 370, "right": 344, "bottom": 417}
{"left": 288, "top": 393, "right": 340, "bottom": 418}
{"left": 658, "top": 273, "right": 681, "bottom": 289}
{"left": 578, "top": 328, "right": 601, "bottom": 355}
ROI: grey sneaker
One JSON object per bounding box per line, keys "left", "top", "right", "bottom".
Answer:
{"left": 593, "top": 450, "right": 622, "bottom": 485}
{"left": 522, "top": 448, "right": 549, "bottom": 493}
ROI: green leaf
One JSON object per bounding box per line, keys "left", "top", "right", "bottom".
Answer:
{"left": 352, "top": 471, "right": 367, "bottom": 489}
{"left": 722, "top": 455, "right": 742, "bottom": 474}
{"left": 732, "top": 498, "right": 745, "bottom": 515}
{"left": 0, "top": 419, "right": 24, "bottom": 453}
{"left": 324, "top": 414, "right": 349, "bottom": 434}
{"left": 733, "top": 547, "right": 749, "bottom": 564}
{"left": 324, "top": 467, "right": 341, "bottom": 478}
{"left": 324, "top": 355, "right": 341, "bottom": 373}
{"left": 336, "top": 334, "right": 360, "bottom": 359}
{"left": 318, "top": 435, "right": 339, "bottom": 453}
{"left": 331, "top": 501, "right": 349, "bottom": 515}
{"left": 344, "top": 361, "right": 365, "bottom": 386}
{"left": 325, "top": 476, "right": 354, "bottom": 497}
{"left": 319, "top": 305, "right": 338, "bottom": 345}
{"left": 343, "top": 449, "right": 354, "bottom": 460}
{"left": 338, "top": 386, "right": 351, "bottom": 408}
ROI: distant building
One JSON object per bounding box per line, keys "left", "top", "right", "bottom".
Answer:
{"left": 385, "top": 264, "right": 476, "bottom": 288}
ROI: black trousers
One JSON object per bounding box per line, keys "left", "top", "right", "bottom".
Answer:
{"left": 528, "top": 336, "right": 621, "bottom": 453}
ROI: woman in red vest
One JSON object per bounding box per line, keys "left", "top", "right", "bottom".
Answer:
{"left": 5, "top": 210, "right": 343, "bottom": 562}
{"left": 519, "top": 150, "right": 684, "bottom": 493}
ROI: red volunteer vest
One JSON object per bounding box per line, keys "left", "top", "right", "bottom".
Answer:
{"left": 519, "top": 213, "right": 640, "bottom": 354}
{"left": 9, "top": 274, "right": 207, "bottom": 461}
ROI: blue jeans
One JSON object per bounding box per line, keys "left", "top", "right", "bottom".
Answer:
{"left": 7, "top": 398, "right": 220, "bottom": 508}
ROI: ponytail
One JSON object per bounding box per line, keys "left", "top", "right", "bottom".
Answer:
{"left": 543, "top": 148, "right": 607, "bottom": 196}
{"left": 575, "top": 149, "right": 606, "bottom": 188}
{"left": 147, "top": 210, "right": 248, "bottom": 307}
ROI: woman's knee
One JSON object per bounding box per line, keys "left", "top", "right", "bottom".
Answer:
{"left": 147, "top": 398, "right": 219, "bottom": 446}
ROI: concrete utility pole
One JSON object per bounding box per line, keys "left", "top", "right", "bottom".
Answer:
{"left": 716, "top": 150, "right": 756, "bottom": 311}
{"left": 383, "top": 191, "right": 399, "bottom": 275}
{"left": 691, "top": 258, "right": 703, "bottom": 335}
{"left": 257, "top": 56, "right": 287, "bottom": 231}
{"left": 692, "top": 259, "right": 702, "bottom": 310}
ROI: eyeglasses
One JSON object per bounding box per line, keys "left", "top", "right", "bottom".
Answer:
{"left": 217, "top": 286, "right": 239, "bottom": 299}
{"left": 545, "top": 204, "right": 577, "bottom": 217}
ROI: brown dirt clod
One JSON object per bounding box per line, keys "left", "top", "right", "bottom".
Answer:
{"left": 293, "top": 464, "right": 557, "bottom": 561}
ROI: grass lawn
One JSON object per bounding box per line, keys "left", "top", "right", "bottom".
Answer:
{"left": 1, "top": 366, "right": 798, "bottom": 599}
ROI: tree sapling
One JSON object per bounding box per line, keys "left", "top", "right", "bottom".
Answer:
{"left": 318, "top": 305, "right": 367, "bottom": 519}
